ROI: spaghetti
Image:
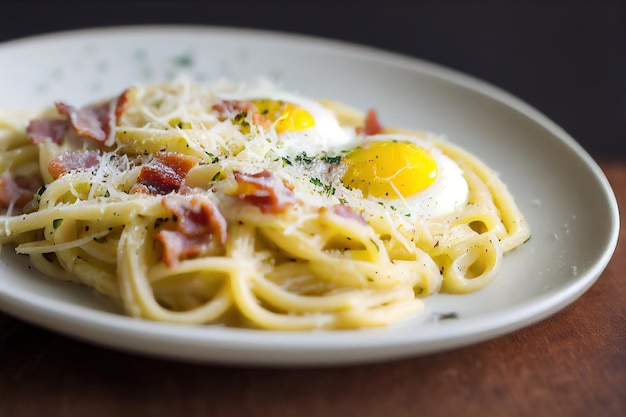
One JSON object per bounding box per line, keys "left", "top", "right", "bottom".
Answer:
{"left": 0, "top": 80, "right": 530, "bottom": 329}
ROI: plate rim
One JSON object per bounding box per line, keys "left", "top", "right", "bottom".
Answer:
{"left": 0, "top": 24, "right": 620, "bottom": 365}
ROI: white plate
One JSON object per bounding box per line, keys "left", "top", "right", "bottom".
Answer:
{"left": 0, "top": 26, "right": 619, "bottom": 366}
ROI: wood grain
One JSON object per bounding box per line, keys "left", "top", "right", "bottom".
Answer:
{"left": 1, "top": 159, "right": 624, "bottom": 417}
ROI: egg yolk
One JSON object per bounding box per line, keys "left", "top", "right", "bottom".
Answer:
{"left": 342, "top": 141, "right": 438, "bottom": 198}
{"left": 274, "top": 104, "right": 315, "bottom": 133}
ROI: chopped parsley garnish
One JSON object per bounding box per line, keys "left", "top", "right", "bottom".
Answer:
{"left": 310, "top": 177, "right": 335, "bottom": 197}
{"left": 52, "top": 219, "right": 63, "bottom": 229}
{"left": 296, "top": 152, "right": 315, "bottom": 164}
{"left": 211, "top": 171, "right": 222, "bottom": 181}
{"left": 205, "top": 152, "right": 219, "bottom": 163}
{"left": 281, "top": 157, "right": 292, "bottom": 166}
{"left": 310, "top": 177, "right": 323, "bottom": 187}
{"left": 232, "top": 112, "right": 251, "bottom": 134}
{"left": 322, "top": 155, "right": 342, "bottom": 164}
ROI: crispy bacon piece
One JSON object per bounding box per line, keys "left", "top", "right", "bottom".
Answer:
{"left": 356, "top": 109, "right": 384, "bottom": 136}
{"left": 114, "top": 88, "right": 132, "bottom": 124}
{"left": 0, "top": 173, "right": 43, "bottom": 210}
{"left": 136, "top": 152, "right": 200, "bottom": 195}
{"left": 156, "top": 231, "right": 212, "bottom": 269}
{"left": 27, "top": 90, "right": 130, "bottom": 145}
{"left": 55, "top": 101, "right": 111, "bottom": 143}
{"left": 156, "top": 195, "right": 228, "bottom": 268}
{"left": 331, "top": 203, "right": 367, "bottom": 225}
{"left": 162, "top": 195, "right": 228, "bottom": 242}
{"left": 232, "top": 170, "right": 296, "bottom": 214}
{"left": 212, "top": 100, "right": 265, "bottom": 126}
{"left": 26, "top": 119, "right": 68, "bottom": 144}
{"left": 212, "top": 100, "right": 255, "bottom": 119}
{"left": 47, "top": 150, "right": 100, "bottom": 180}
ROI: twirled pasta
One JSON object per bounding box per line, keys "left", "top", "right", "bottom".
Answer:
{"left": 0, "top": 80, "right": 530, "bottom": 329}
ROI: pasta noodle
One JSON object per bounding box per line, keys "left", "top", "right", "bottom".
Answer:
{"left": 0, "top": 80, "right": 530, "bottom": 330}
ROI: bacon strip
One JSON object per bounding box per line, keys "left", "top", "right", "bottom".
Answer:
{"left": 357, "top": 109, "right": 384, "bottom": 136}
{"left": 331, "top": 204, "right": 367, "bottom": 225}
{"left": 232, "top": 170, "right": 296, "bottom": 214}
{"left": 162, "top": 195, "right": 227, "bottom": 242}
{"left": 26, "top": 119, "right": 68, "bottom": 144}
{"left": 157, "top": 195, "right": 228, "bottom": 268}
{"left": 55, "top": 102, "right": 110, "bottom": 143}
{"left": 0, "top": 174, "right": 43, "bottom": 210}
{"left": 114, "top": 88, "right": 132, "bottom": 123}
{"left": 213, "top": 100, "right": 255, "bottom": 119}
{"left": 47, "top": 150, "right": 101, "bottom": 180}
{"left": 156, "top": 231, "right": 213, "bottom": 269}
{"left": 136, "top": 152, "right": 200, "bottom": 195}
{"left": 212, "top": 100, "right": 266, "bottom": 127}
{"left": 26, "top": 90, "right": 130, "bottom": 145}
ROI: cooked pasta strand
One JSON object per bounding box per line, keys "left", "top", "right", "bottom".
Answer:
{"left": 0, "top": 81, "right": 530, "bottom": 329}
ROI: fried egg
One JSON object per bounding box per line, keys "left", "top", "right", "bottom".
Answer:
{"left": 216, "top": 87, "right": 357, "bottom": 157}
{"left": 341, "top": 135, "right": 469, "bottom": 218}
{"left": 272, "top": 100, "right": 357, "bottom": 157}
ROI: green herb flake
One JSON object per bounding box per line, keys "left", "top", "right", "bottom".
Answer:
{"left": 104, "top": 190, "right": 110, "bottom": 198}
{"left": 322, "top": 155, "right": 342, "bottom": 164}
{"left": 310, "top": 177, "right": 323, "bottom": 187}
{"left": 281, "top": 157, "right": 292, "bottom": 166}
{"left": 296, "top": 152, "right": 315, "bottom": 164}
{"left": 310, "top": 177, "right": 335, "bottom": 196}
{"left": 52, "top": 219, "right": 63, "bottom": 229}
{"left": 205, "top": 152, "right": 219, "bottom": 163}
{"left": 211, "top": 171, "right": 222, "bottom": 182}
{"left": 232, "top": 112, "right": 251, "bottom": 134}
{"left": 370, "top": 239, "right": 379, "bottom": 251}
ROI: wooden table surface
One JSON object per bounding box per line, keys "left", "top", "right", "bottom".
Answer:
{"left": 1, "top": 159, "right": 624, "bottom": 417}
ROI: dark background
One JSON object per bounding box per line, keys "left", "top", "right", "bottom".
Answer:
{"left": 0, "top": 0, "right": 624, "bottom": 157}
